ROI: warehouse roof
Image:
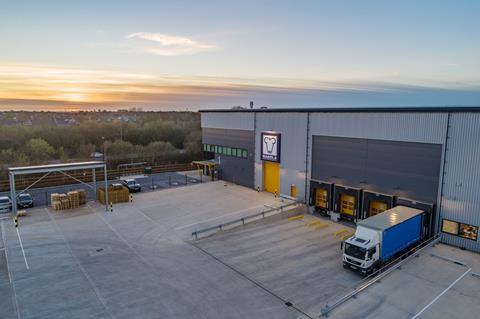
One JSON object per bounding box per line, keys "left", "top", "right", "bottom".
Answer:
{"left": 200, "top": 106, "right": 480, "bottom": 113}
{"left": 357, "top": 205, "right": 424, "bottom": 231}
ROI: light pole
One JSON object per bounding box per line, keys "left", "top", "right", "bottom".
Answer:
{"left": 102, "top": 137, "right": 109, "bottom": 211}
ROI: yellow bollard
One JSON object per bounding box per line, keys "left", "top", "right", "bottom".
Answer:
{"left": 274, "top": 190, "right": 278, "bottom": 198}
{"left": 290, "top": 184, "right": 297, "bottom": 198}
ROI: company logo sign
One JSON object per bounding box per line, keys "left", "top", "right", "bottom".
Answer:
{"left": 261, "top": 132, "right": 281, "bottom": 162}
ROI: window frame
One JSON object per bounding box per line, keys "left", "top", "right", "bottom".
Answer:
{"left": 441, "top": 218, "right": 478, "bottom": 241}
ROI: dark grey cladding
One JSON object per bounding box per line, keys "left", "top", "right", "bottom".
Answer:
{"left": 202, "top": 128, "right": 255, "bottom": 188}
{"left": 311, "top": 135, "right": 442, "bottom": 204}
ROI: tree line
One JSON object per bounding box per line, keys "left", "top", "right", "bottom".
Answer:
{"left": 0, "top": 112, "right": 202, "bottom": 177}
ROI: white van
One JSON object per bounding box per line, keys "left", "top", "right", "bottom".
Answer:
{"left": 0, "top": 196, "right": 12, "bottom": 213}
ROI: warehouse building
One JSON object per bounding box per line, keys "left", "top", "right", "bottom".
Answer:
{"left": 200, "top": 107, "right": 480, "bottom": 253}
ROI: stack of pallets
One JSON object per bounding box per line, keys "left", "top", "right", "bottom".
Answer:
{"left": 59, "top": 194, "right": 70, "bottom": 210}
{"left": 77, "top": 189, "right": 86, "bottom": 205}
{"left": 68, "top": 191, "right": 80, "bottom": 209}
{"left": 97, "top": 185, "right": 129, "bottom": 204}
{"left": 51, "top": 193, "right": 61, "bottom": 210}
{"left": 50, "top": 189, "right": 88, "bottom": 211}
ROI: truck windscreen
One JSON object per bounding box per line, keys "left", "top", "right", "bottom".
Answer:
{"left": 344, "top": 243, "right": 366, "bottom": 260}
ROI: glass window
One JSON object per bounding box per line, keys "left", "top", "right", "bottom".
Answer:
{"left": 459, "top": 223, "right": 478, "bottom": 241}
{"left": 203, "top": 144, "right": 207, "bottom": 151}
{"left": 220, "top": 146, "right": 225, "bottom": 154}
{"left": 226, "top": 147, "right": 232, "bottom": 156}
{"left": 231, "top": 148, "right": 237, "bottom": 157}
{"left": 242, "top": 149, "right": 248, "bottom": 158}
{"left": 214, "top": 145, "right": 218, "bottom": 153}
{"left": 344, "top": 243, "right": 366, "bottom": 260}
{"left": 442, "top": 219, "right": 459, "bottom": 235}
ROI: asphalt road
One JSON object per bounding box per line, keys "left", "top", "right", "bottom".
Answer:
{"left": 0, "top": 171, "right": 206, "bottom": 209}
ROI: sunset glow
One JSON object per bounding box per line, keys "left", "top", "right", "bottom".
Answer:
{"left": 1, "top": 1, "right": 479, "bottom": 110}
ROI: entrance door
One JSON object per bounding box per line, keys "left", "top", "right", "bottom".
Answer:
{"left": 263, "top": 161, "right": 280, "bottom": 194}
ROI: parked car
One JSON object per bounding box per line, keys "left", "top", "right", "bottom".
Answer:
{"left": 17, "top": 193, "right": 34, "bottom": 209}
{"left": 0, "top": 196, "right": 12, "bottom": 213}
{"left": 120, "top": 178, "right": 142, "bottom": 193}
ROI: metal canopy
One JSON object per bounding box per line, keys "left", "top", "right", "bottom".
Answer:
{"left": 8, "top": 161, "right": 109, "bottom": 215}
{"left": 9, "top": 161, "right": 105, "bottom": 176}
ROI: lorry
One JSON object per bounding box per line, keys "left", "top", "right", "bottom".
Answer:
{"left": 342, "top": 205, "right": 425, "bottom": 276}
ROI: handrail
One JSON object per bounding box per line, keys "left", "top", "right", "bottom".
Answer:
{"left": 320, "top": 234, "right": 441, "bottom": 317}
{"left": 192, "top": 201, "right": 300, "bottom": 240}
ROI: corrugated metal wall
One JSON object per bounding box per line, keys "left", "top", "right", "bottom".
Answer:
{"left": 308, "top": 112, "right": 448, "bottom": 144}
{"left": 307, "top": 112, "right": 448, "bottom": 208}
{"left": 440, "top": 113, "right": 480, "bottom": 252}
{"left": 201, "top": 112, "right": 254, "bottom": 130}
{"left": 311, "top": 136, "right": 443, "bottom": 204}
{"left": 254, "top": 113, "right": 308, "bottom": 199}
{"left": 201, "top": 110, "right": 480, "bottom": 252}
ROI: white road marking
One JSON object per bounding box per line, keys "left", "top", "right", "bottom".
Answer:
{"left": 43, "top": 208, "right": 116, "bottom": 319}
{"left": 411, "top": 267, "right": 472, "bottom": 319}
{"left": 1, "top": 222, "right": 12, "bottom": 283}
{"left": 2, "top": 221, "right": 21, "bottom": 319}
{"left": 16, "top": 228, "right": 29, "bottom": 270}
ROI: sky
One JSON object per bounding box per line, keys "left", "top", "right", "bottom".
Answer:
{"left": 1, "top": 0, "right": 480, "bottom": 111}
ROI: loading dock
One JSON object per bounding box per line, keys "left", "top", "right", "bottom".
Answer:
{"left": 333, "top": 185, "right": 362, "bottom": 222}
{"left": 361, "top": 191, "right": 394, "bottom": 219}
{"left": 309, "top": 180, "right": 333, "bottom": 215}
{"left": 396, "top": 197, "right": 436, "bottom": 238}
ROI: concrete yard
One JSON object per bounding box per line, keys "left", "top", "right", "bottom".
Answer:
{"left": 329, "top": 243, "right": 480, "bottom": 319}
{"left": 195, "top": 214, "right": 360, "bottom": 318}
{"left": 0, "top": 181, "right": 301, "bottom": 319}
{"left": 1, "top": 181, "right": 479, "bottom": 319}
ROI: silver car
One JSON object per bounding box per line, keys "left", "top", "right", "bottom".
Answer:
{"left": 0, "top": 196, "right": 12, "bottom": 214}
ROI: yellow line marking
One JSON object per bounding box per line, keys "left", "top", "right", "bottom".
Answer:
{"left": 306, "top": 220, "right": 322, "bottom": 226}
{"left": 288, "top": 215, "right": 304, "bottom": 221}
{"left": 314, "top": 224, "right": 329, "bottom": 230}
{"left": 341, "top": 232, "right": 354, "bottom": 240}
{"left": 334, "top": 228, "right": 349, "bottom": 237}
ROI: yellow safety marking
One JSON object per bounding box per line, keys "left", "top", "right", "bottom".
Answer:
{"left": 314, "top": 224, "right": 329, "bottom": 230}
{"left": 334, "top": 228, "right": 349, "bottom": 237}
{"left": 341, "top": 232, "right": 354, "bottom": 241}
{"left": 288, "top": 215, "right": 304, "bottom": 221}
{"left": 306, "top": 220, "right": 322, "bottom": 227}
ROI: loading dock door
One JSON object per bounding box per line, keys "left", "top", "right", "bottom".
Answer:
{"left": 369, "top": 200, "right": 388, "bottom": 217}
{"left": 340, "top": 194, "right": 356, "bottom": 216}
{"left": 263, "top": 161, "right": 280, "bottom": 194}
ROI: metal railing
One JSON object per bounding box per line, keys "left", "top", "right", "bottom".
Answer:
{"left": 319, "top": 234, "right": 441, "bottom": 317}
{"left": 192, "top": 200, "right": 301, "bottom": 240}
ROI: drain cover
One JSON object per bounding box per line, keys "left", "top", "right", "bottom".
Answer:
{"left": 285, "top": 302, "right": 293, "bottom": 307}
{"left": 89, "top": 246, "right": 111, "bottom": 257}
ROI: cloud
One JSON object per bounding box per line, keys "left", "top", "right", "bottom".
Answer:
{"left": 126, "top": 32, "right": 216, "bottom": 56}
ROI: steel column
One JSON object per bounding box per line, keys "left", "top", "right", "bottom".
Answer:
{"left": 103, "top": 164, "right": 109, "bottom": 211}
{"left": 92, "top": 168, "right": 97, "bottom": 202}
{"left": 9, "top": 173, "right": 17, "bottom": 216}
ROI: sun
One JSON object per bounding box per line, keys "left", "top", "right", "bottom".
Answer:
{"left": 55, "top": 93, "right": 88, "bottom": 102}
